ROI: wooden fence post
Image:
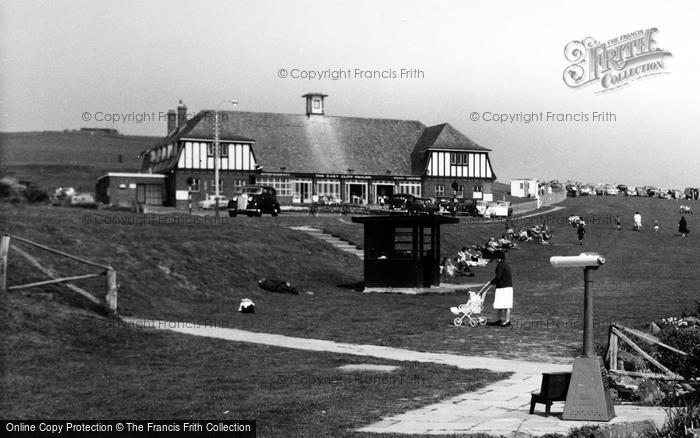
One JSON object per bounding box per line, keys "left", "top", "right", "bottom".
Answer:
{"left": 106, "top": 268, "right": 118, "bottom": 315}
{"left": 0, "top": 235, "right": 10, "bottom": 292}
{"left": 609, "top": 332, "right": 618, "bottom": 371}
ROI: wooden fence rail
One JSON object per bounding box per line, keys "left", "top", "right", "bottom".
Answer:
{"left": 0, "top": 234, "right": 117, "bottom": 315}
{"left": 606, "top": 323, "right": 686, "bottom": 381}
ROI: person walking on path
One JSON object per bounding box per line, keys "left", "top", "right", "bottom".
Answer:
{"left": 490, "top": 251, "right": 513, "bottom": 327}
{"left": 577, "top": 221, "right": 586, "bottom": 245}
{"left": 616, "top": 215, "right": 621, "bottom": 231}
{"left": 633, "top": 212, "right": 642, "bottom": 231}
{"left": 679, "top": 216, "right": 690, "bottom": 237}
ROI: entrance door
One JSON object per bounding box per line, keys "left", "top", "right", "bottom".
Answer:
{"left": 293, "top": 180, "right": 312, "bottom": 203}
{"left": 374, "top": 184, "right": 394, "bottom": 204}
{"left": 346, "top": 183, "right": 367, "bottom": 204}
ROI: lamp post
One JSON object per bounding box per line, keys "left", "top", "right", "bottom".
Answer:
{"left": 214, "top": 100, "right": 238, "bottom": 216}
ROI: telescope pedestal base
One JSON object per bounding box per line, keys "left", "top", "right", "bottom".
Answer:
{"left": 562, "top": 356, "right": 616, "bottom": 421}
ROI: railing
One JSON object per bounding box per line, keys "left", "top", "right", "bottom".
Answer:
{"left": 0, "top": 234, "right": 117, "bottom": 315}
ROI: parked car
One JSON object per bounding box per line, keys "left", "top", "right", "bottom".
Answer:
{"left": 198, "top": 194, "right": 229, "bottom": 210}
{"left": 579, "top": 186, "right": 594, "bottom": 196}
{"left": 228, "top": 186, "right": 280, "bottom": 217}
{"left": 476, "top": 200, "right": 512, "bottom": 217}
{"left": 388, "top": 193, "right": 416, "bottom": 214}
{"left": 409, "top": 197, "right": 439, "bottom": 215}
{"left": 605, "top": 185, "right": 619, "bottom": 196}
{"left": 454, "top": 198, "right": 478, "bottom": 216}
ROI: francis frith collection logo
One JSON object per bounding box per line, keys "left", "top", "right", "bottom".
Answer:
{"left": 563, "top": 28, "right": 672, "bottom": 92}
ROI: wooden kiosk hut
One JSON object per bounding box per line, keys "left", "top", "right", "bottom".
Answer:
{"left": 351, "top": 215, "right": 458, "bottom": 288}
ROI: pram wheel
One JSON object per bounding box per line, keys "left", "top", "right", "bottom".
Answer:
{"left": 479, "top": 318, "right": 487, "bottom": 326}
{"left": 453, "top": 318, "right": 463, "bottom": 327}
{"left": 469, "top": 319, "right": 479, "bottom": 327}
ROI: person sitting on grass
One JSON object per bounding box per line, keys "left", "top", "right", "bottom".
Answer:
{"left": 516, "top": 229, "right": 531, "bottom": 242}
{"left": 440, "top": 257, "right": 456, "bottom": 277}
{"left": 485, "top": 237, "right": 501, "bottom": 256}
{"left": 498, "top": 234, "right": 518, "bottom": 250}
{"left": 456, "top": 248, "right": 475, "bottom": 275}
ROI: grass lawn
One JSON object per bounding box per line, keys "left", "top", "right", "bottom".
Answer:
{"left": 1, "top": 197, "right": 699, "bottom": 365}
{"left": 0, "top": 292, "right": 508, "bottom": 437}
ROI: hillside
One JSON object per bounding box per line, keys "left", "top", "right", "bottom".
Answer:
{"left": 0, "top": 130, "right": 160, "bottom": 191}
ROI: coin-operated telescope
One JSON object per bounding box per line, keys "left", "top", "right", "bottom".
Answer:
{"left": 550, "top": 253, "right": 615, "bottom": 421}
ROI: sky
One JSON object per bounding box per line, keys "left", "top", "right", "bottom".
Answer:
{"left": 1, "top": 0, "right": 698, "bottom": 188}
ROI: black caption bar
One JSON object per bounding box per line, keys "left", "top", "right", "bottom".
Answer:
{"left": 2, "top": 421, "right": 255, "bottom": 437}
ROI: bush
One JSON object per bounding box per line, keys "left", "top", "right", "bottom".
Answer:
{"left": 22, "top": 183, "right": 50, "bottom": 203}
{"left": 657, "top": 326, "right": 700, "bottom": 380}
{"left": 656, "top": 398, "right": 700, "bottom": 438}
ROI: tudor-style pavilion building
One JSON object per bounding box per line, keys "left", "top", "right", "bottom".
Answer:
{"left": 98, "top": 93, "right": 496, "bottom": 208}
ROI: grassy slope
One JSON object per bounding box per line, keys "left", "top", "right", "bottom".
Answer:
{"left": 2, "top": 196, "right": 698, "bottom": 365}
{"left": 0, "top": 292, "right": 506, "bottom": 436}
{"left": 0, "top": 131, "right": 159, "bottom": 192}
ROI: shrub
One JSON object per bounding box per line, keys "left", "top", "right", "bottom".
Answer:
{"left": 657, "top": 398, "right": 700, "bottom": 438}
{"left": 22, "top": 183, "right": 50, "bottom": 203}
{"left": 657, "top": 325, "right": 700, "bottom": 380}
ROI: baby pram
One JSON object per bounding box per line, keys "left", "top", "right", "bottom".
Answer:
{"left": 450, "top": 282, "right": 492, "bottom": 327}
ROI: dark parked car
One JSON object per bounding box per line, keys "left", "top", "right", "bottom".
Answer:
{"left": 388, "top": 193, "right": 415, "bottom": 214}
{"left": 409, "top": 197, "right": 439, "bottom": 215}
{"left": 387, "top": 194, "right": 437, "bottom": 215}
{"left": 228, "top": 185, "right": 281, "bottom": 217}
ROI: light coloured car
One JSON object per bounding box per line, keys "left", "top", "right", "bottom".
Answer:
{"left": 198, "top": 194, "right": 229, "bottom": 210}
{"left": 477, "top": 200, "right": 512, "bottom": 218}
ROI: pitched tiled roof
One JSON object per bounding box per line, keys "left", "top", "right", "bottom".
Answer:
{"left": 411, "top": 123, "right": 490, "bottom": 154}
{"left": 150, "top": 110, "right": 427, "bottom": 175}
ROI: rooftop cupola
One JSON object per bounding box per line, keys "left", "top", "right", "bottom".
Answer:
{"left": 302, "top": 93, "right": 328, "bottom": 116}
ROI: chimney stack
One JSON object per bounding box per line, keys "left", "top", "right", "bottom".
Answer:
{"left": 177, "top": 100, "right": 187, "bottom": 129}
{"left": 166, "top": 109, "right": 177, "bottom": 134}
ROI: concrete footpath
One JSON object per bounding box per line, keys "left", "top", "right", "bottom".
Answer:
{"left": 123, "top": 318, "right": 667, "bottom": 437}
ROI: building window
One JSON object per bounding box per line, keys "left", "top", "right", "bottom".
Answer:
{"left": 232, "top": 179, "right": 246, "bottom": 193}
{"left": 257, "top": 176, "right": 292, "bottom": 196}
{"left": 450, "top": 152, "right": 469, "bottom": 166}
{"left": 399, "top": 182, "right": 421, "bottom": 197}
{"left": 313, "top": 98, "right": 321, "bottom": 109}
{"left": 434, "top": 185, "right": 445, "bottom": 197}
{"left": 188, "top": 178, "right": 200, "bottom": 192}
{"left": 210, "top": 179, "right": 223, "bottom": 192}
{"left": 207, "top": 143, "right": 228, "bottom": 157}
{"left": 316, "top": 179, "right": 341, "bottom": 201}
{"left": 137, "top": 184, "right": 163, "bottom": 205}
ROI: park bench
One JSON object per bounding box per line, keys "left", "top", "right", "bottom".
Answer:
{"left": 529, "top": 372, "right": 572, "bottom": 416}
